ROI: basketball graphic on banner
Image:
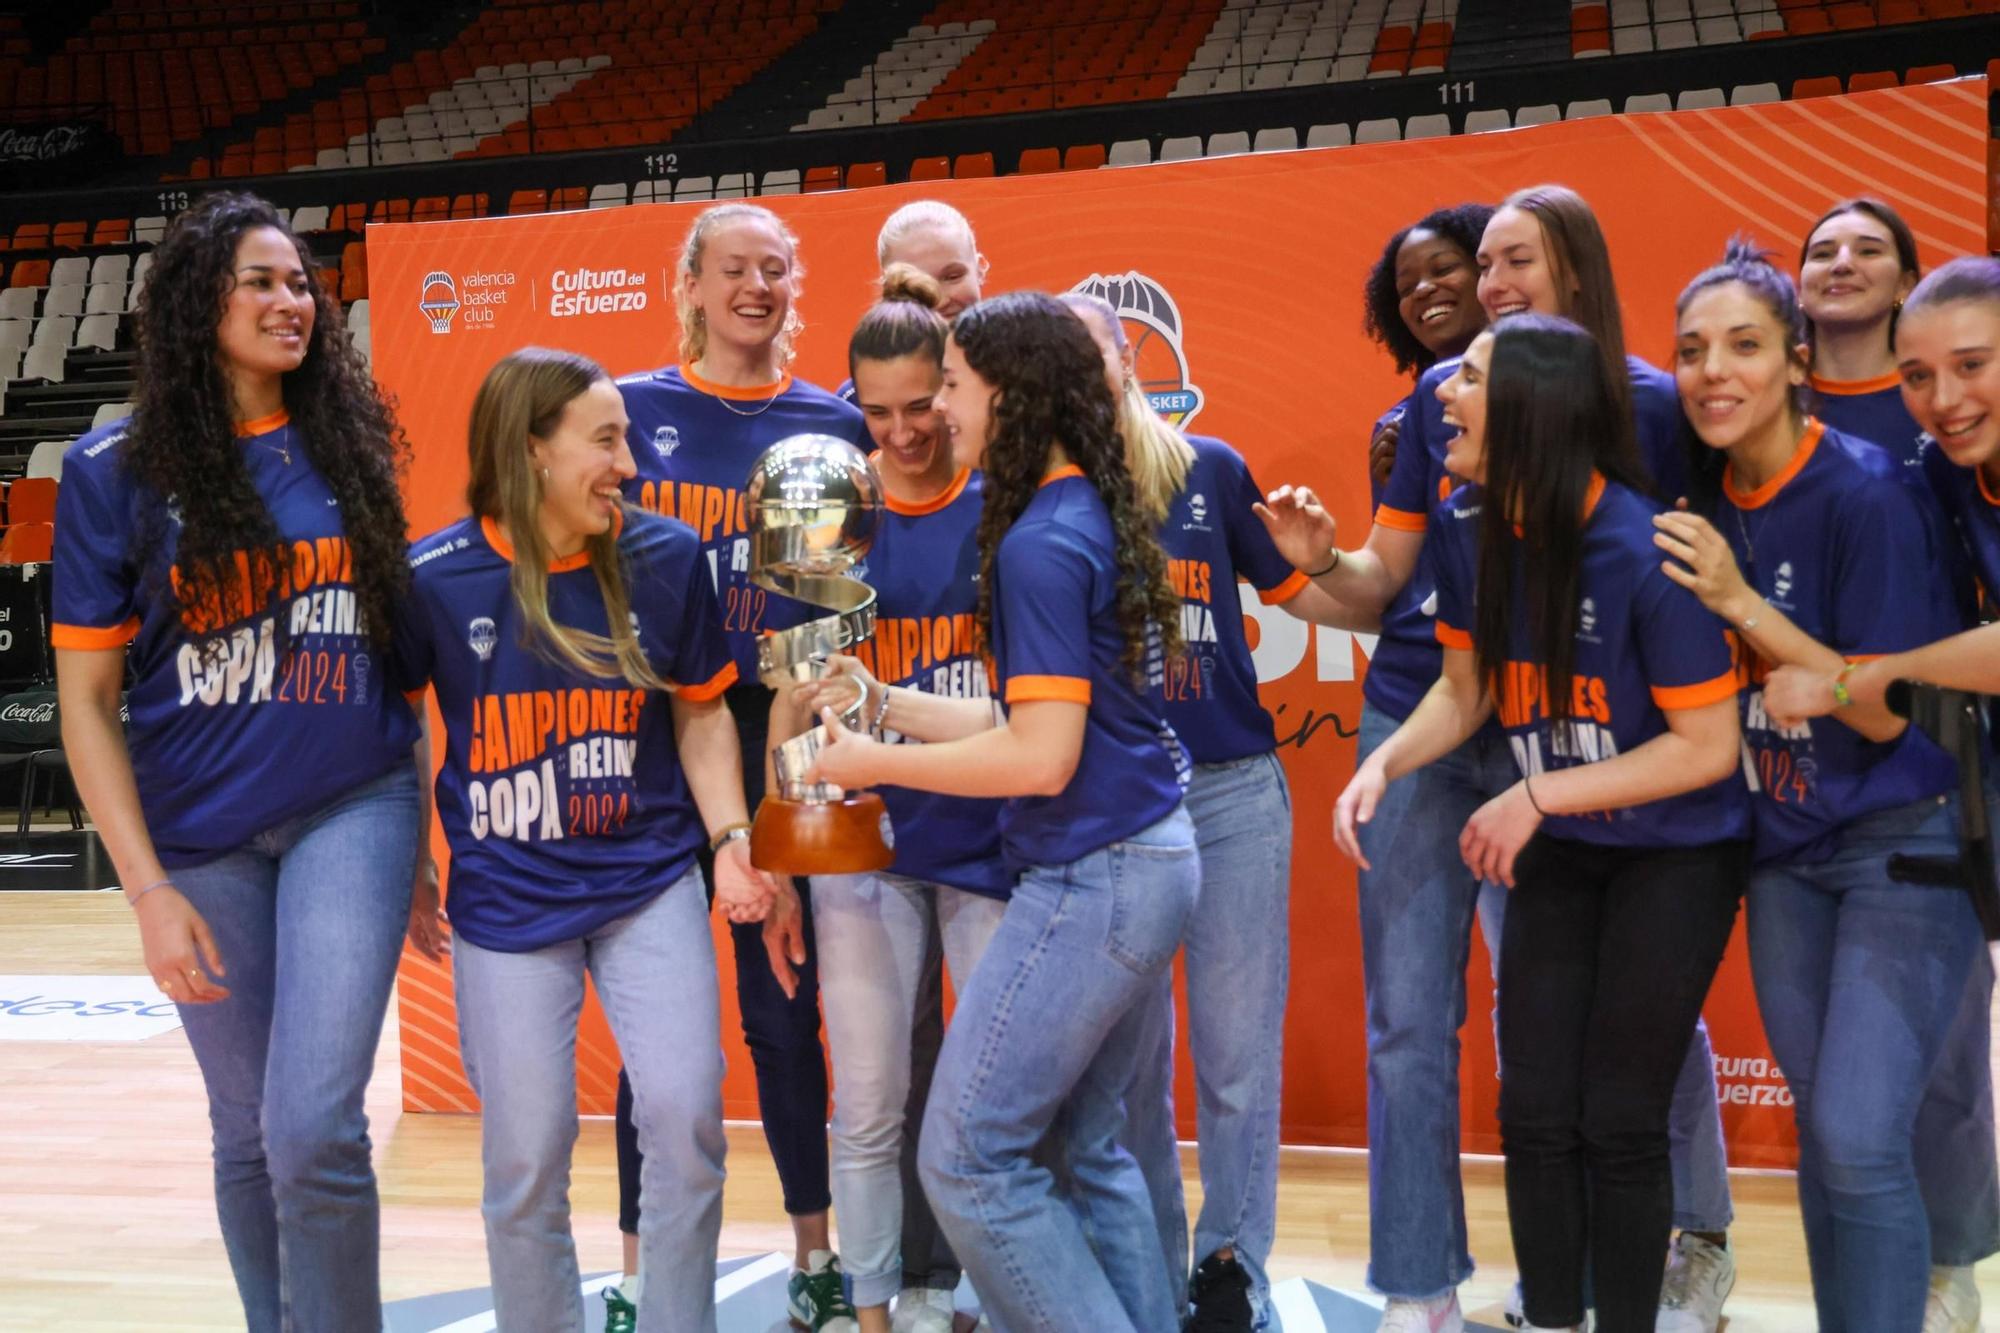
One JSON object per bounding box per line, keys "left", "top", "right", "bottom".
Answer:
{"left": 1070, "top": 270, "right": 1206, "bottom": 428}
{"left": 419, "top": 271, "right": 460, "bottom": 335}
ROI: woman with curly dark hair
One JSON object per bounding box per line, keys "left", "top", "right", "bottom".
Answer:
{"left": 52, "top": 190, "right": 425, "bottom": 1332}
{"left": 800, "top": 290, "right": 1193, "bottom": 1332}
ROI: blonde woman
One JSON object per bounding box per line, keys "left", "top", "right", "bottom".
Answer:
{"left": 615, "top": 202, "right": 868, "bottom": 1327}
{"left": 399, "top": 347, "right": 776, "bottom": 1333}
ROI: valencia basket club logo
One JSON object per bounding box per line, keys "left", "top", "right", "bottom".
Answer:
{"left": 419, "top": 271, "right": 460, "bottom": 334}
{"left": 1069, "top": 271, "right": 1205, "bottom": 428}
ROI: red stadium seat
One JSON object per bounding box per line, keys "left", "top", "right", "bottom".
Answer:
{"left": 1790, "top": 75, "right": 1844, "bottom": 99}
{"left": 8, "top": 261, "right": 50, "bottom": 289}
{"left": 1016, "top": 147, "right": 1061, "bottom": 175}
{"left": 50, "top": 221, "right": 88, "bottom": 249}
{"left": 802, "top": 166, "right": 840, "bottom": 193}
{"left": 1063, "top": 143, "right": 1107, "bottom": 171}
{"left": 908, "top": 156, "right": 950, "bottom": 182}
{"left": 11, "top": 224, "right": 50, "bottom": 251}
{"left": 1905, "top": 63, "right": 1957, "bottom": 83}
{"left": 339, "top": 240, "right": 367, "bottom": 302}
{"left": 0, "top": 523, "right": 54, "bottom": 566}
{"left": 845, "top": 162, "right": 886, "bottom": 189}
{"left": 7, "top": 478, "right": 57, "bottom": 526}
{"left": 508, "top": 189, "right": 548, "bottom": 215}
{"left": 953, "top": 152, "right": 995, "bottom": 178}
{"left": 1848, "top": 69, "right": 1900, "bottom": 91}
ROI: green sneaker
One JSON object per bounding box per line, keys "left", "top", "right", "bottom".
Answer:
{"left": 601, "top": 1284, "right": 637, "bottom": 1333}
{"left": 787, "top": 1250, "right": 859, "bottom": 1332}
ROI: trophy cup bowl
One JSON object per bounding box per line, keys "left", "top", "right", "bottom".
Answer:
{"left": 746, "top": 434, "right": 896, "bottom": 876}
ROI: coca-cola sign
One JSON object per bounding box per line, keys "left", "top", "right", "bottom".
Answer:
{"left": 0, "top": 699, "right": 55, "bottom": 724}
{"left": 0, "top": 118, "right": 115, "bottom": 183}
{"left": 0, "top": 124, "right": 88, "bottom": 163}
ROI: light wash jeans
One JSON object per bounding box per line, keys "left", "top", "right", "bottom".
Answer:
{"left": 1127, "top": 751, "right": 1292, "bottom": 1326}
{"left": 919, "top": 806, "right": 1200, "bottom": 1333}
{"left": 1354, "top": 701, "right": 1733, "bottom": 1299}
{"left": 814, "top": 870, "right": 1008, "bottom": 1309}
{"left": 170, "top": 764, "right": 420, "bottom": 1333}
{"left": 454, "top": 868, "right": 725, "bottom": 1333}
{"left": 1749, "top": 792, "right": 1984, "bottom": 1333}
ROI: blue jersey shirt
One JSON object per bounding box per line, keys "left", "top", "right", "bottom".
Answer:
{"left": 1715, "top": 420, "right": 1958, "bottom": 864}
{"left": 1155, "top": 436, "right": 1307, "bottom": 763}
{"left": 848, "top": 467, "right": 1009, "bottom": 898}
{"left": 396, "top": 509, "right": 737, "bottom": 953}
{"left": 617, "top": 365, "right": 868, "bottom": 682}
{"left": 1812, "top": 373, "right": 1924, "bottom": 469}
{"left": 52, "top": 412, "right": 419, "bottom": 866}
{"left": 990, "top": 467, "right": 1188, "bottom": 869}
{"left": 1431, "top": 477, "right": 1750, "bottom": 848}
{"left": 1923, "top": 439, "right": 2000, "bottom": 613}
{"left": 1373, "top": 353, "right": 1684, "bottom": 721}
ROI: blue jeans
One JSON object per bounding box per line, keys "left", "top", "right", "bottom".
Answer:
{"left": 1127, "top": 752, "right": 1291, "bottom": 1324}
{"left": 455, "top": 869, "right": 726, "bottom": 1333}
{"left": 170, "top": 763, "right": 420, "bottom": 1333}
{"left": 1749, "top": 792, "right": 1983, "bottom": 1333}
{"left": 1355, "top": 701, "right": 1732, "bottom": 1299}
{"left": 919, "top": 806, "right": 1200, "bottom": 1333}
{"left": 815, "top": 871, "right": 1007, "bottom": 1309}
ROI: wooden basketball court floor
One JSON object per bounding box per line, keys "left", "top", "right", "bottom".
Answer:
{"left": 6, "top": 889, "right": 1998, "bottom": 1331}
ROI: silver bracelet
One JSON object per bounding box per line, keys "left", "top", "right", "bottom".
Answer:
{"left": 1740, "top": 597, "right": 1767, "bottom": 632}
{"left": 869, "top": 681, "right": 893, "bottom": 733}
{"left": 126, "top": 878, "right": 173, "bottom": 908}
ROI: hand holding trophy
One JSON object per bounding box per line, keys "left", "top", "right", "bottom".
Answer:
{"left": 746, "top": 434, "right": 897, "bottom": 874}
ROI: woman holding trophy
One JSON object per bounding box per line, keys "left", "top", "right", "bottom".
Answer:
{"left": 799, "top": 291, "right": 1197, "bottom": 1333}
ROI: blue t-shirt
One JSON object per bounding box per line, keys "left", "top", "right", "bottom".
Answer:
{"left": 52, "top": 412, "right": 419, "bottom": 866}
{"left": 990, "top": 467, "right": 1188, "bottom": 869}
{"left": 1923, "top": 439, "right": 2000, "bottom": 614}
{"left": 396, "top": 509, "right": 737, "bottom": 952}
{"left": 1156, "top": 436, "right": 1307, "bottom": 763}
{"left": 1431, "top": 477, "right": 1750, "bottom": 849}
{"left": 1812, "top": 373, "right": 1924, "bottom": 470}
{"left": 1715, "top": 420, "right": 1958, "bottom": 864}
{"left": 617, "top": 364, "right": 868, "bottom": 681}
{"left": 1374, "top": 353, "right": 1683, "bottom": 721}
{"left": 849, "top": 467, "right": 1009, "bottom": 898}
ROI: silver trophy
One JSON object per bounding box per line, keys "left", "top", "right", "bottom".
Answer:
{"left": 745, "top": 433, "right": 894, "bottom": 873}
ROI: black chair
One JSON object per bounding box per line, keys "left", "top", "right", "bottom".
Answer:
{"left": 0, "top": 687, "right": 80, "bottom": 835}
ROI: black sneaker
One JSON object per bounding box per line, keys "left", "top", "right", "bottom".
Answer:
{"left": 1188, "top": 1251, "right": 1254, "bottom": 1333}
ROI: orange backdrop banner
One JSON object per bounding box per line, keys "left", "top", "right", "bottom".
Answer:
{"left": 368, "top": 78, "right": 1991, "bottom": 1168}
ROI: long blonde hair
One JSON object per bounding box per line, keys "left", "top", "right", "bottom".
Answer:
{"left": 465, "top": 347, "right": 664, "bottom": 691}
{"left": 674, "top": 202, "right": 806, "bottom": 370}
{"left": 1061, "top": 291, "right": 1193, "bottom": 523}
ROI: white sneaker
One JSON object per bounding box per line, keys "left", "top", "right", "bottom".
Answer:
{"left": 1925, "top": 1265, "right": 1982, "bottom": 1333}
{"left": 1656, "top": 1233, "right": 1735, "bottom": 1333}
{"left": 1378, "top": 1291, "right": 1465, "bottom": 1332}
{"left": 892, "top": 1287, "right": 957, "bottom": 1333}
{"left": 1504, "top": 1282, "right": 1525, "bottom": 1328}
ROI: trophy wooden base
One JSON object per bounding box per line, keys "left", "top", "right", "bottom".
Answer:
{"left": 750, "top": 792, "right": 895, "bottom": 875}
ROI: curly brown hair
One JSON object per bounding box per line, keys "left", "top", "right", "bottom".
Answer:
{"left": 125, "top": 190, "right": 410, "bottom": 649}
{"left": 951, "top": 290, "right": 1182, "bottom": 684}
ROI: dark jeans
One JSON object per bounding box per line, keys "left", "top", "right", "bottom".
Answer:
{"left": 618, "top": 683, "right": 832, "bottom": 1226}
{"left": 1498, "top": 833, "right": 1750, "bottom": 1333}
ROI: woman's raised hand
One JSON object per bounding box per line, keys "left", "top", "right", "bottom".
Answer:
{"left": 1254, "top": 484, "right": 1339, "bottom": 573}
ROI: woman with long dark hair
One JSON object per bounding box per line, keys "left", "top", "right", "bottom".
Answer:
{"left": 53, "top": 190, "right": 424, "bottom": 1331}
{"left": 1795, "top": 198, "right": 1998, "bottom": 1333}
{"left": 1659, "top": 242, "right": 1976, "bottom": 1332}
{"left": 398, "top": 347, "right": 763, "bottom": 1333}
{"left": 769, "top": 267, "right": 1009, "bottom": 1333}
{"left": 1063, "top": 288, "right": 1366, "bottom": 1331}
{"left": 801, "top": 291, "right": 1195, "bottom": 1332}
{"left": 1262, "top": 186, "right": 1739, "bottom": 1330}
{"left": 612, "top": 201, "right": 867, "bottom": 1327}
{"left": 1331, "top": 315, "right": 1750, "bottom": 1333}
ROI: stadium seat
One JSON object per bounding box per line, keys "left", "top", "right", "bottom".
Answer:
{"left": 1622, "top": 93, "right": 1674, "bottom": 114}
{"left": 507, "top": 189, "right": 548, "bottom": 214}
{"left": 76, "top": 315, "right": 119, "bottom": 352}
{"left": 714, "top": 174, "right": 752, "bottom": 199}
{"left": 1206, "top": 130, "right": 1250, "bottom": 157}
{"left": 1404, "top": 114, "right": 1451, "bottom": 139}
{"left": 1847, "top": 70, "right": 1899, "bottom": 91}
{"left": 803, "top": 166, "right": 841, "bottom": 193}
{"left": 1016, "top": 147, "right": 1061, "bottom": 174}
{"left": 908, "top": 156, "right": 950, "bottom": 181}
{"left": 1063, "top": 143, "right": 1107, "bottom": 171}
{"left": 760, "top": 169, "right": 802, "bottom": 195}
{"left": 7, "top": 479, "right": 55, "bottom": 525}
{"left": 1305, "top": 123, "right": 1352, "bottom": 148}
{"left": 1252, "top": 127, "right": 1299, "bottom": 152}
{"left": 953, "top": 152, "right": 995, "bottom": 178}
{"left": 21, "top": 342, "right": 63, "bottom": 385}
{"left": 1565, "top": 99, "right": 1613, "bottom": 119}
{"left": 42, "top": 288, "right": 82, "bottom": 320}
{"left": 1905, "top": 63, "right": 1957, "bottom": 84}
{"left": 1160, "top": 136, "right": 1202, "bottom": 161}
{"left": 1791, "top": 75, "right": 1844, "bottom": 99}
{"left": 1107, "top": 139, "right": 1151, "bottom": 166}
{"left": 0, "top": 291, "right": 34, "bottom": 321}
{"left": 1730, "top": 82, "right": 1780, "bottom": 104}
{"left": 1514, "top": 104, "right": 1560, "bottom": 126}
{"left": 674, "top": 176, "right": 714, "bottom": 201}
{"left": 1675, "top": 88, "right": 1726, "bottom": 109}
{"left": 0, "top": 523, "right": 54, "bottom": 565}
{"left": 26, "top": 439, "right": 69, "bottom": 480}
{"left": 1465, "top": 108, "right": 1512, "bottom": 133}
{"left": 845, "top": 162, "right": 886, "bottom": 188}
{"left": 1355, "top": 118, "right": 1401, "bottom": 143}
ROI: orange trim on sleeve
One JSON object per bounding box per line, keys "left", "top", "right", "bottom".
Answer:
{"left": 679, "top": 364, "right": 794, "bottom": 402}
{"left": 1038, "top": 464, "right": 1085, "bottom": 488}
{"left": 1651, "top": 672, "right": 1740, "bottom": 710}
{"left": 236, "top": 409, "right": 292, "bottom": 437}
{"left": 1259, "top": 569, "right": 1311, "bottom": 605}
{"left": 1725, "top": 419, "right": 1825, "bottom": 510}
{"left": 1005, "top": 674, "right": 1092, "bottom": 704}
{"left": 1374, "top": 504, "right": 1428, "bottom": 533}
{"left": 675, "top": 660, "right": 739, "bottom": 702}
{"left": 883, "top": 467, "right": 971, "bottom": 516}
{"left": 1811, "top": 371, "right": 1902, "bottom": 396}
{"left": 1434, "top": 621, "right": 1474, "bottom": 650}
{"left": 51, "top": 618, "right": 139, "bottom": 650}
{"left": 1976, "top": 465, "right": 2000, "bottom": 510}
{"left": 403, "top": 688, "right": 428, "bottom": 710}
